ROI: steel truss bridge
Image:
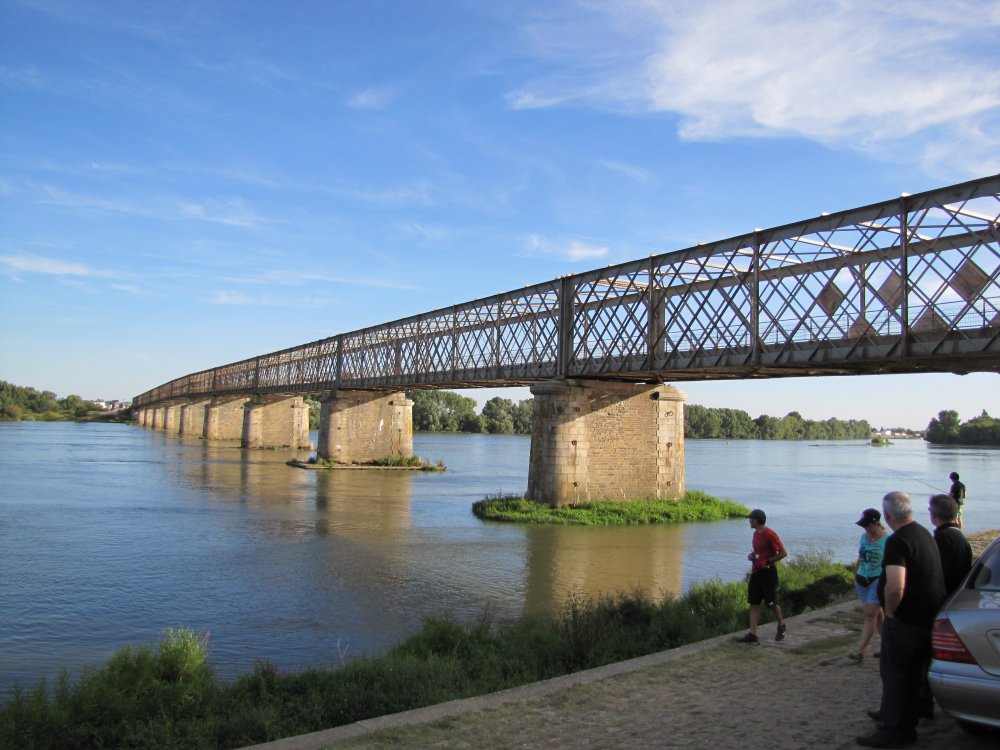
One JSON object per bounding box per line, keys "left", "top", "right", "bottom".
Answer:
{"left": 133, "top": 175, "right": 1000, "bottom": 408}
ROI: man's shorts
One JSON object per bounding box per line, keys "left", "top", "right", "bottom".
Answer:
{"left": 747, "top": 565, "right": 779, "bottom": 607}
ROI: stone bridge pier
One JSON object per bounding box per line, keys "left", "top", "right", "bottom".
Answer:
{"left": 163, "top": 403, "right": 183, "bottom": 434}
{"left": 180, "top": 399, "right": 210, "bottom": 436}
{"left": 527, "top": 379, "right": 686, "bottom": 507}
{"left": 204, "top": 396, "right": 250, "bottom": 441}
{"left": 136, "top": 394, "right": 310, "bottom": 450}
{"left": 241, "top": 395, "right": 312, "bottom": 449}
{"left": 316, "top": 390, "right": 413, "bottom": 463}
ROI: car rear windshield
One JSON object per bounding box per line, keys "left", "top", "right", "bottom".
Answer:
{"left": 971, "top": 545, "right": 1000, "bottom": 592}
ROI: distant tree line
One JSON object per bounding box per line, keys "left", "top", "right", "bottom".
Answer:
{"left": 404, "top": 390, "right": 873, "bottom": 440}
{"left": 685, "top": 404, "right": 872, "bottom": 440}
{"left": 407, "top": 391, "right": 533, "bottom": 434}
{"left": 0, "top": 380, "right": 104, "bottom": 421}
{"left": 925, "top": 409, "right": 1000, "bottom": 445}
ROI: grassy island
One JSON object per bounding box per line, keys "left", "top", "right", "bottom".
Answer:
{"left": 472, "top": 490, "right": 750, "bottom": 525}
{"left": 288, "top": 455, "right": 445, "bottom": 471}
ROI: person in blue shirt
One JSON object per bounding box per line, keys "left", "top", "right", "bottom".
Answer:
{"left": 851, "top": 507, "right": 888, "bottom": 662}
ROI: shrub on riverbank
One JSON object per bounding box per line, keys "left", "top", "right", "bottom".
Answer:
{"left": 472, "top": 490, "right": 750, "bottom": 524}
{"left": 0, "top": 555, "right": 851, "bottom": 750}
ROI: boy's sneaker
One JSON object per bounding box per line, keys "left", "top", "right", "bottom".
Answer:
{"left": 736, "top": 632, "right": 759, "bottom": 643}
{"left": 775, "top": 623, "right": 787, "bottom": 641}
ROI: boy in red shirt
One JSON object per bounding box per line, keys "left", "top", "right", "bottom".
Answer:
{"left": 737, "top": 508, "right": 788, "bottom": 643}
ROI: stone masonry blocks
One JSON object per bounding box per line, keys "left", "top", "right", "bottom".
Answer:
{"left": 163, "top": 404, "right": 182, "bottom": 434}
{"left": 527, "top": 379, "right": 686, "bottom": 506}
{"left": 317, "top": 390, "right": 413, "bottom": 464}
{"left": 241, "top": 395, "right": 312, "bottom": 449}
{"left": 204, "top": 397, "right": 249, "bottom": 441}
{"left": 180, "top": 399, "right": 210, "bottom": 436}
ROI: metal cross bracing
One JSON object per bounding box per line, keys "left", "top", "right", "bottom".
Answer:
{"left": 133, "top": 175, "right": 1000, "bottom": 408}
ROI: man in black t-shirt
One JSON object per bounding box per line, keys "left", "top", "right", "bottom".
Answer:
{"left": 929, "top": 494, "right": 972, "bottom": 597}
{"left": 857, "top": 491, "right": 946, "bottom": 749}
{"left": 948, "top": 471, "right": 966, "bottom": 529}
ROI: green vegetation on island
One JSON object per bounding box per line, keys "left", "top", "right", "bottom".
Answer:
{"left": 0, "top": 555, "right": 852, "bottom": 750}
{"left": 473, "top": 491, "right": 750, "bottom": 525}
{"left": 292, "top": 455, "right": 445, "bottom": 471}
{"left": 925, "top": 409, "right": 1000, "bottom": 446}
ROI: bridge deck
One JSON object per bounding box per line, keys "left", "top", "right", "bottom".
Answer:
{"left": 134, "top": 175, "right": 1000, "bottom": 406}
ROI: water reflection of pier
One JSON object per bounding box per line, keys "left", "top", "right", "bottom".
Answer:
{"left": 179, "top": 435, "right": 686, "bottom": 623}
{"left": 523, "top": 524, "right": 685, "bottom": 614}
{"left": 186, "top": 439, "right": 416, "bottom": 539}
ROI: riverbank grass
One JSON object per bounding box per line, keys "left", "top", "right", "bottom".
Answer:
{"left": 472, "top": 490, "right": 749, "bottom": 525}
{"left": 0, "top": 555, "right": 851, "bottom": 750}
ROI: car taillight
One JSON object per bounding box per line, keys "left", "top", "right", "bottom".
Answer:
{"left": 932, "top": 618, "right": 976, "bottom": 664}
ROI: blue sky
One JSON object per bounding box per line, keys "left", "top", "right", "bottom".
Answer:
{"left": 1, "top": 0, "right": 998, "bottom": 429}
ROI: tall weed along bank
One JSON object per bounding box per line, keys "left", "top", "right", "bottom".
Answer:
{"left": 1, "top": 555, "right": 853, "bottom": 750}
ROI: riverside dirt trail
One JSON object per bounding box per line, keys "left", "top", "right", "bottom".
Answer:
{"left": 245, "top": 531, "right": 999, "bottom": 750}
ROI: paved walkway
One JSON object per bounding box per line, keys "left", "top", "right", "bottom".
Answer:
{"left": 244, "top": 600, "right": 997, "bottom": 750}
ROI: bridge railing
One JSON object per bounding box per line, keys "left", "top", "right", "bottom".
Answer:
{"left": 132, "top": 175, "right": 1000, "bottom": 408}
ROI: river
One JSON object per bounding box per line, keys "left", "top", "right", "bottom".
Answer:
{"left": 1, "top": 421, "right": 997, "bottom": 695}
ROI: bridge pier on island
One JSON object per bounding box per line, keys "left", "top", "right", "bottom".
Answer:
{"left": 203, "top": 396, "right": 250, "bottom": 441}
{"left": 241, "top": 395, "right": 312, "bottom": 449}
{"left": 316, "top": 390, "right": 413, "bottom": 463}
{"left": 526, "top": 379, "right": 686, "bottom": 507}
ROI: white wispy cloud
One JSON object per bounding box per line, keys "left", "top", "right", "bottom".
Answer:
{"left": 566, "top": 240, "right": 609, "bottom": 261}
{"left": 211, "top": 290, "right": 254, "bottom": 305}
{"left": 339, "top": 181, "right": 435, "bottom": 207}
{"left": 597, "top": 159, "right": 654, "bottom": 184}
{"left": 0, "top": 63, "right": 44, "bottom": 89}
{"left": 110, "top": 283, "right": 149, "bottom": 297}
{"left": 221, "top": 269, "right": 417, "bottom": 291}
{"left": 0, "top": 254, "right": 97, "bottom": 277}
{"left": 207, "top": 289, "right": 339, "bottom": 308}
{"left": 346, "top": 86, "right": 397, "bottom": 109}
{"left": 397, "top": 221, "right": 457, "bottom": 242}
{"left": 526, "top": 235, "right": 609, "bottom": 261}
{"left": 21, "top": 182, "right": 271, "bottom": 227}
{"left": 175, "top": 197, "right": 268, "bottom": 228}
{"left": 506, "top": 0, "right": 1000, "bottom": 177}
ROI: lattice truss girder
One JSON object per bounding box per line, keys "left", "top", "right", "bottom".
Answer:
{"left": 571, "top": 266, "right": 652, "bottom": 373}
{"left": 640, "top": 186, "right": 1000, "bottom": 368}
{"left": 132, "top": 177, "right": 1000, "bottom": 407}
{"left": 336, "top": 284, "right": 561, "bottom": 386}
{"left": 752, "top": 191, "right": 1000, "bottom": 360}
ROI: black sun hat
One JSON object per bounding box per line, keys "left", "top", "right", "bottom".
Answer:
{"left": 855, "top": 508, "right": 881, "bottom": 527}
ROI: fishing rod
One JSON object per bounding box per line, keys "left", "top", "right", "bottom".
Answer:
{"left": 886, "top": 468, "right": 948, "bottom": 495}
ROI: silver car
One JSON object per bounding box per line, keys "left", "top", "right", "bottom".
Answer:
{"left": 928, "top": 534, "right": 1000, "bottom": 733}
